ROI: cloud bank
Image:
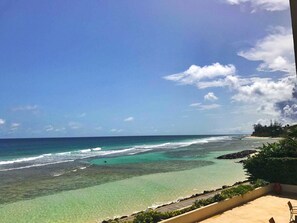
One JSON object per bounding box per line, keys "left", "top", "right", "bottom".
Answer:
{"left": 224, "top": 0, "right": 289, "bottom": 12}
{"left": 165, "top": 26, "right": 296, "bottom": 123}
{"left": 238, "top": 27, "right": 294, "bottom": 73}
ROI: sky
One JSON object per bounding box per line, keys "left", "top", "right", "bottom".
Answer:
{"left": 0, "top": 0, "right": 295, "bottom": 138}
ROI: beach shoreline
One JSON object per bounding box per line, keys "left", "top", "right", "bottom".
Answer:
{"left": 243, "top": 136, "right": 284, "bottom": 140}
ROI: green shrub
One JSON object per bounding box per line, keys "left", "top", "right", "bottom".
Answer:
{"left": 212, "top": 193, "right": 226, "bottom": 202}
{"left": 133, "top": 210, "right": 163, "bottom": 223}
{"left": 221, "top": 185, "right": 253, "bottom": 198}
{"left": 251, "top": 179, "right": 269, "bottom": 188}
{"left": 245, "top": 157, "right": 297, "bottom": 184}
{"left": 244, "top": 137, "right": 297, "bottom": 184}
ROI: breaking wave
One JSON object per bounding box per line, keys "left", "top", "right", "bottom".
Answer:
{"left": 0, "top": 136, "right": 232, "bottom": 171}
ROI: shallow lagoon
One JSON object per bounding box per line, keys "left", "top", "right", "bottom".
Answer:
{"left": 0, "top": 137, "right": 279, "bottom": 223}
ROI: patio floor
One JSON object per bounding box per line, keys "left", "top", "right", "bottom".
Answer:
{"left": 200, "top": 193, "right": 297, "bottom": 223}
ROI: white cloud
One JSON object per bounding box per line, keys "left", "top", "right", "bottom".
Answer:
{"left": 164, "top": 26, "right": 296, "bottom": 123}
{"left": 110, "top": 128, "right": 123, "bottom": 133}
{"left": 168, "top": 66, "right": 295, "bottom": 116}
{"left": 124, "top": 116, "right": 134, "bottom": 122}
{"left": 283, "top": 104, "right": 297, "bottom": 118}
{"left": 204, "top": 92, "right": 218, "bottom": 101}
{"left": 44, "top": 125, "right": 66, "bottom": 132}
{"left": 12, "top": 105, "right": 39, "bottom": 112}
{"left": 11, "top": 123, "right": 20, "bottom": 130}
{"left": 0, "top": 119, "right": 5, "bottom": 125}
{"left": 164, "top": 63, "right": 236, "bottom": 86}
{"left": 238, "top": 28, "right": 294, "bottom": 72}
{"left": 55, "top": 127, "right": 66, "bottom": 132}
{"left": 229, "top": 75, "right": 296, "bottom": 118}
{"left": 68, "top": 122, "right": 81, "bottom": 130}
{"left": 11, "top": 123, "right": 20, "bottom": 127}
{"left": 189, "top": 103, "right": 201, "bottom": 107}
{"left": 164, "top": 62, "right": 244, "bottom": 91}
{"left": 232, "top": 76, "right": 294, "bottom": 102}
{"left": 224, "top": 0, "right": 289, "bottom": 12}
{"left": 45, "top": 125, "right": 54, "bottom": 132}
{"left": 255, "top": 118, "right": 273, "bottom": 126}
{"left": 95, "top": 126, "right": 102, "bottom": 130}
{"left": 190, "top": 103, "right": 221, "bottom": 110}
{"left": 233, "top": 27, "right": 296, "bottom": 119}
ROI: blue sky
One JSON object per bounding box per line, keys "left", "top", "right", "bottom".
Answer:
{"left": 0, "top": 0, "right": 295, "bottom": 138}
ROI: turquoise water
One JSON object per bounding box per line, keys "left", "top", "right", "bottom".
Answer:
{"left": 90, "top": 151, "right": 169, "bottom": 165}
{"left": 0, "top": 136, "right": 279, "bottom": 222}
{"left": 0, "top": 152, "right": 245, "bottom": 223}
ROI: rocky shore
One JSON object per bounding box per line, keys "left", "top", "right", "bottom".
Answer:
{"left": 217, "top": 150, "right": 257, "bottom": 159}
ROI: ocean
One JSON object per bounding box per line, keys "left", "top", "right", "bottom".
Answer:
{"left": 0, "top": 135, "right": 278, "bottom": 223}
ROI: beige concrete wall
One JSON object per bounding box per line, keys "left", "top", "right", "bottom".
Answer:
{"left": 160, "top": 185, "right": 273, "bottom": 223}
{"left": 281, "top": 184, "right": 297, "bottom": 194}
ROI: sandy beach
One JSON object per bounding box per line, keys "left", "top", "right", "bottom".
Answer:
{"left": 244, "top": 136, "right": 284, "bottom": 140}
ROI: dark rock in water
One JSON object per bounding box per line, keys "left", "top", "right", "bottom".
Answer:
{"left": 237, "top": 160, "right": 245, "bottom": 163}
{"left": 217, "top": 150, "right": 257, "bottom": 159}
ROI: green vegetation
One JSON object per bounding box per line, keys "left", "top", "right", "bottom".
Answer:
{"left": 102, "top": 182, "right": 268, "bottom": 223}
{"left": 247, "top": 122, "right": 297, "bottom": 184}
{"left": 252, "top": 122, "right": 297, "bottom": 138}
{"left": 252, "top": 121, "right": 283, "bottom": 137}
{"left": 244, "top": 137, "right": 297, "bottom": 184}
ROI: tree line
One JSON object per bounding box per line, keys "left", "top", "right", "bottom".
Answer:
{"left": 252, "top": 121, "right": 297, "bottom": 138}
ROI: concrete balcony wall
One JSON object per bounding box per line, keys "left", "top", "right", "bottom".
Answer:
{"left": 161, "top": 184, "right": 273, "bottom": 223}
{"left": 281, "top": 184, "right": 297, "bottom": 194}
